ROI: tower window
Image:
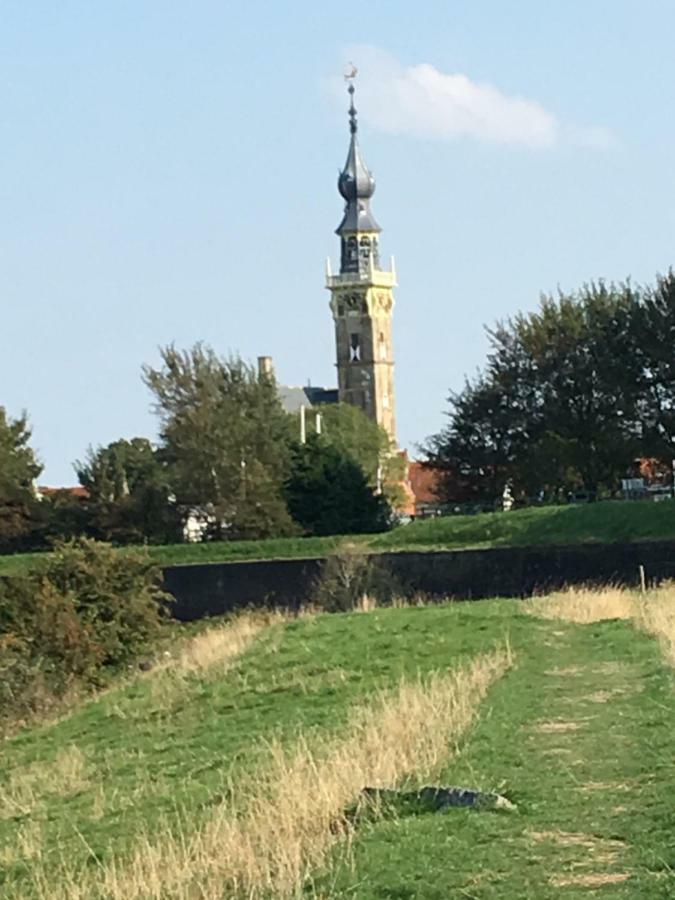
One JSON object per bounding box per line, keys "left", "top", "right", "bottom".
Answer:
{"left": 349, "top": 333, "right": 361, "bottom": 362}
{"left": 379, "top": 332, "right": 387, "bottom": 361}
{"left": 359, "top": 236, "right": 371, "bottom": 262}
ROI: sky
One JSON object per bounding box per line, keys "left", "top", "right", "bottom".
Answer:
{"left": 3, "top": 1, "right": 675, "bottom": 484}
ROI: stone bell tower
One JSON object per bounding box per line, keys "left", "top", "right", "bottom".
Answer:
{"left": 325, "top": 80, "right": 397, "bottom": 445}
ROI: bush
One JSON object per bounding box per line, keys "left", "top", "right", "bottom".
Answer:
{"left": 311, "top": 544, "right": 399, "bottom": 612}
{"left": 0, "top": 579, "right": 100, "bottom": 722}
{"left": 0, "top": 538, "right": 170, "bottom": 730}
{"left": 42, "top": 538, "right": 170, "bottom": 667}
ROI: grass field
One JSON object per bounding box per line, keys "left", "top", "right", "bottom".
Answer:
{"left": 2, "top": 587, "right": 675, "bottom": 897}
{"left": 1, "top": 499, "right": 675, "bottom": 575}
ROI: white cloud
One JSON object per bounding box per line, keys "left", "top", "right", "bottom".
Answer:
{"left": 329, "top": 47, "right": 612, "bottom": 151}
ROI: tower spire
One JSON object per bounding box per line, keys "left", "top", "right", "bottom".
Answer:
{"left": 326, "top": 69, "right": 398, "bottom": 446}
{"left": 336, "top": 79, "right": 380, "bottom": 238}
{"left": 348, "top": 82, "right": 357, "bottom": 134}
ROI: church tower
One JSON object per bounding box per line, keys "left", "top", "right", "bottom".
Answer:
{"left": 326, "top": 82, "right": 397, "bottom": 445}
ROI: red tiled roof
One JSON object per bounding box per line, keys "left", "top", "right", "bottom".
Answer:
{"left": 39, "top": 485, "right": 90, "bottom": 499}
{"left": 407, "top": 462, "right": 441, "bottom": 505}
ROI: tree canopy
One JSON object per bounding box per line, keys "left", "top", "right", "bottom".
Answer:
{"left": 315, "top": 404, "right": 389, "bottom": 483}
{"left": 143, "top": 344, "right": 297, "bottom": 539}
{"left": 75, "top": 438, "right": 181, "bottom": 544}
{"left": 426, "top": 273, "right": 675, "bottom": 504}
{"left": 0, "top": 408, "right": 42, "bottom": 548}
{"left": 285, "top": 436, "right": 390, "bottom": 536}
{"left": 298, "top": 402, "right": 406, "bottom": 509}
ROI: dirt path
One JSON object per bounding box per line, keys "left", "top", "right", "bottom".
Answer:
{"left": 318, "top": 612, "right": 675, "bottom": 898}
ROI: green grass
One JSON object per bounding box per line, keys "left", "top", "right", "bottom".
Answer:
{"left": 1, "top": 499, "right": 674, "bottom": 576}
{"left": 374, "top": 497, "right": 675, "bottom": 551}
{"left": 0, "top": 535, "right": 358, "bottom": 576}
{"left": 0, "top": 602, "right": 516, "bottom": 894}
{"left": 318, "top": 613, "right": 675, "bottom": 898}
{"left": 2, "top": 598, "right": 675, "bottom": 897}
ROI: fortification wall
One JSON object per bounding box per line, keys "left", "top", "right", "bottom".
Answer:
{"left": 163, "top": 541, "right": 675, "bottom": 621}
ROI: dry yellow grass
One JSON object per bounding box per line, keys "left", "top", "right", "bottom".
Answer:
{"left": 525, "top": 586, "right": 635, "bottom": 624}
{"left": 24, "top": 644, "right": 512, "bottom": 900}
{"left": 0, "top": 818, "right": 44, "bottom": 867}
{"left": 530, "top": 720, "right": 585, "bottom": 734}
{"left": 0, "top": 744, "right": 89, "bottom": 822}
{"left": 114, "top": 610, "right": 287, "bottom": 715}
{"left": 171, "top": 611, "right": 285, "bottom": 675}
{"left": 525, "top": 583, "right": 675, "bottom": 667}
{"left": 529, "top": 829, "right": 626, "bottom": 854}
{"left": 638, "top": 587, "right": 675, "bottom": 666}
{"left": 550, "top": 872, "right": 631, "bottom": 887}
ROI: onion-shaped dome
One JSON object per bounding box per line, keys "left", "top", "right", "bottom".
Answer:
{"left": 336, "top": 84, "right": 381, "bottom": 235}
{"left": 338, "top": 139, "right": 376, "bottom": 201}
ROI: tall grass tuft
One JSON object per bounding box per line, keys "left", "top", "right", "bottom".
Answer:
{"left": 525, "top": 583, "right": 675, "bottom": 668}
{"left": 132, "top": 610, "right": 286, "bottom": 715}
{"left": 525, "top": 586, "right": 635, "bottom": 624}
{"left": 638, "top": 585, "right": 675, "bottom": 666}
{"left": 170, "top": 610, "right": 285, "bottom": 675}
{"left": 0, "top": 744, "right": 90, "bottom": 822}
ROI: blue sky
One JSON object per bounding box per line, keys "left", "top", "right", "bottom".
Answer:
{"left": 2, "top": 1, "right": 675, "bottom": 483}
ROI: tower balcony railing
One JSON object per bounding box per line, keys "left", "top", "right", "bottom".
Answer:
{"left": 325, "top": 255, "right": 397, "bottom": 289}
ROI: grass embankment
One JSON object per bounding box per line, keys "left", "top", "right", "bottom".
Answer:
{"left": 2, "top": 588, "right": 675, "bottom": 897}
{"left": 2, "top": 499, "right": 675, "bottom": 576}
{"left": 0, "top": 603, "right": 514, "bottom": 898}
{"left": 375, "top": 497, "right": 675, "bottom": 551}
{"left": 320, "top": 589, "right": 675, "bottom": 897}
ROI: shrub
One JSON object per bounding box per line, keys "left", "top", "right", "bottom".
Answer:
{"left": 0, "top": 538, "right": 170, "bottom": 730}
{"left": 42, "top": 538, "right": 170, "bottom": 667}
{"left": 0, "top": 579, "right": 100, "bottom": 723}
{"left": 311, "top": 544, "right": 399, "bottom": 612}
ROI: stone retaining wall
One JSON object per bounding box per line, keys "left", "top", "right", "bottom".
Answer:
{"left": 163, "top": 540, "right": 675, "bottom": 621}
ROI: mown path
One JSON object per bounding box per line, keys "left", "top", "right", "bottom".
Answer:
{"left": 318, "top": 614, "right": 675, "bottom": 898}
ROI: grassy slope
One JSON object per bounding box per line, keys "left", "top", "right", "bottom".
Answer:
{"left": 374, "top": 498, "right": 675, "bottom": 551}
{"left": 1, "top": 500, "right": 675, "bottom": 575}
{"left": 2, "top": 601, "right": 675, "bottom": 897}
{"left": 0, "top": 602, "right": 517, "bottom": 894}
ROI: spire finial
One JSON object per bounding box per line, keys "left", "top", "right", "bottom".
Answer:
{"left": 336, "top": 62, "right": 380, "bottom": 236}
{"left": 344, "top": 63, "right": 358, "bottom": 135}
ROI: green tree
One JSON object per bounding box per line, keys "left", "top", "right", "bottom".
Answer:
{"left": 38, "top": 489, "right": 94, "bottom": 544}
{"left": 285, "top": 437, "right": 390, "bottom": 536}
{"left": 314, "top": 404, "right": 389, "bottom": 482}
{"left": 299, "top": 403, "right": 405, "bottom": 509}
{"left": 426, "top": 374, "right": 521, "bottom": 506}
{"left": 76, "top": 437, "right": 160, "bottom": 503}
{"left": 0, "top": 407, "right": 42, "bottom": 549}
{"left": 0, "top": 538, "right": 169, "bottom": 726}
{"left": 634, "top": 269, "right": 675, "bottom": 461}
{"left": 74, "top": 438, "right": 180, "bottom": 544}
{"left": 427, "top": 282, "right": 644, "bottom": 502}
{"left": 143, "top": 344, "right": 296, "bottom": 539}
